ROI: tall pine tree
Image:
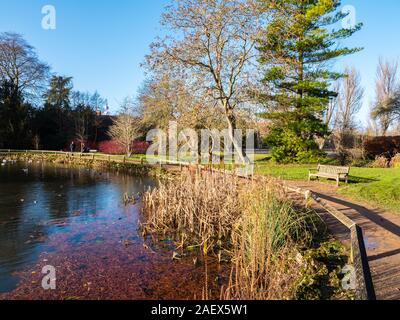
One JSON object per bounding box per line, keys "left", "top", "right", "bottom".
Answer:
{"left": 258, "top": 0, "right": 362, "bottom": 162}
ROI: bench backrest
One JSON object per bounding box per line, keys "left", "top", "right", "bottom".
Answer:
{"left": 317, "top": 165, "right": 350, "bottom": 175}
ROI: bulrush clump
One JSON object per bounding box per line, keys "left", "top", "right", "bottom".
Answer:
{"left": 224, "top": 183, "right": 315, "bottom": 300}
{"left": 140, "top": 170, "right": 242, "bottom": 255}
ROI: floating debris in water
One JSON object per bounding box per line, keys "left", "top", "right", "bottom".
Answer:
{"left": 122, "top": 240, "right": 131, "bottom": 248}
{"left": 172, "top": 252, "right": 181, "bottom": 260}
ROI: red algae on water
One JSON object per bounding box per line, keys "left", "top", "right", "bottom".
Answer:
{"left": 0, "top": 203, "right": 227, "bottom": 300}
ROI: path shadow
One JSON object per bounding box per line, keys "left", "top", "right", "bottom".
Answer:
{"left": 369, "top": 248, "right": 400, "bottom": 262}
{"left": 314, "top": 193, "right": 400, "bottom": 238}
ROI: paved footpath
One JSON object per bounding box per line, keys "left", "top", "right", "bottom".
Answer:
{"left": 286, "top": 181, "right": 400, "bottom": 300}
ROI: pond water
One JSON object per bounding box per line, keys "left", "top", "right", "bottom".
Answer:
{"left": 0, "top": 162, "right": 224, "bottom": 300}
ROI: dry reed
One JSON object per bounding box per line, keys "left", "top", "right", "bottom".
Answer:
{"left": 223, "top": 183, "right": 316, "bottom": 300}
{"left": 141, "top": 170, "right": 242, "bottom": 255}
{"left": 141, "top": 170, "right": 320, "bottom": 299}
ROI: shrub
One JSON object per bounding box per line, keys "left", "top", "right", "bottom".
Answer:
{"left": 390, "top": 154, "right": 400, "bottom": 168}
{"left": 98, "top": 140, "right": 124, "bottom": 155}
{"left": 265, "top": 129, "right": 326, "bottom": 163}
{"left": 364, "top": 136, "right": 400, "bottom": 159}
{"left": 131, "top": 141, "right": 150, "bottom": 154}
{"left": 350, "top": 159, "right": 372, "bottom": 168}
{"left": 372, "top": 155, "right": 389, "bottom": 168}
{"left": 98, "top": 140, "right": 150, "bottom": 155}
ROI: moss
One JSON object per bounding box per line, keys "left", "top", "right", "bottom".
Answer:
{"left": 293, "top": 239, "right": 354, "bottom": 300}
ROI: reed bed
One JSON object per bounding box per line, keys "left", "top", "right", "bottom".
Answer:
{"left": 224, "top": 183, "right": 316, "bottom": 300}
{"left": 141, "top": 170, "right": 326, "bottom": 299}
{"left": 141, "top": 171, "right": 242, "bottom": 255}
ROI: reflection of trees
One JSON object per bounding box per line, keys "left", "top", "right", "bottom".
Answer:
{"left": 0, "top": 163, "right": 49, "bottom": 291}
{"left": 0, "top": 162, "right": 155, "bottom": 292}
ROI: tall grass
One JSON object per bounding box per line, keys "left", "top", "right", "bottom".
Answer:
{"left": 141, "top": 170, "right": 320, "bottom": 299}
{"left": 224, "top": 183, "right": 316, "bottom": 300}
{"left": 141, "top": 171, "right": 242, "bottom": 255}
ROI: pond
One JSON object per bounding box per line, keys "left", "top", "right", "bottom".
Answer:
{"left": 0, "top": 162, "right": 224, "bottom": 300}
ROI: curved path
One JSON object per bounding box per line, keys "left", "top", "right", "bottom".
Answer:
{"left": 287, "top": 181, "right": 400, "bottom": 300}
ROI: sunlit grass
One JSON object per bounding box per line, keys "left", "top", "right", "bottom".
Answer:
{"left": 254, "top": 160, "right": 400, "bottom": 214}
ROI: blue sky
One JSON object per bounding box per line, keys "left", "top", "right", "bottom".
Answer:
{"left": 0, "top": 0, "right": 399, "bottom": 125}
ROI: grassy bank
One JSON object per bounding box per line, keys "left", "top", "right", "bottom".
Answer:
{"left": 254, "top": 161, "right": 400, "bottom": 214}
{"left": 0, "top": 152, "right": 154, "bottom": 176}
{"left": 140, "top": 171, "right": 352, "bottom": 300}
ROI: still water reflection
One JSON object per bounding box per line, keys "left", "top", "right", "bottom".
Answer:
{"left": 0, "top": 162, "right": 154, "bottom": 293}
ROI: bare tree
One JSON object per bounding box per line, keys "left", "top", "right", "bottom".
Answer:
{"left": 74, "top": 105, "right": 93, "bottom": 152}
{"left": 335, "top": 67, "right": 364, "bottom": 132}
{"left": 371, "top": 58, "right": 400, "bottom": 136}
{"left": 325, "top": 83, "right": 340, "bottom": 128}
{"left": 0, "top": 32, "right": 49, "bottom": 99}
{"left": 365, "top": 108, "right": 380, "bottom": 137}
{"left": 334, "top": 67, "right": 364, "bottom": 163}
{"left": 145, "top": 0, "right": 263, "bottom": 163}
{"left": 137, "top": 72, "right": 227, "bottom": 132}
{"left": 108, "top": 112, "right": 140, "bottom": 157}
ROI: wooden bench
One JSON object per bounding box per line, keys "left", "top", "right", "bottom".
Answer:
{"left": 309, "top": 165, "right": 350, "bottom": 186}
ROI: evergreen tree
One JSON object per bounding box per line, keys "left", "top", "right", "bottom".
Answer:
{"left": 0, "top": 81, "right": 34, "bottom": 149}
{"left": 258, "top": 0, "right": 362, "bottom": 162}
{"left": 40, "top": 76, "right": 74, "bottom": 149}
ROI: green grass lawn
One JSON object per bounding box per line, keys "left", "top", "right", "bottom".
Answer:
{"left": 339, "top": 167, "right": 400, "bottom": 213}
{"left": 255, "top": 161, "right": 400, "bottom": 214}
